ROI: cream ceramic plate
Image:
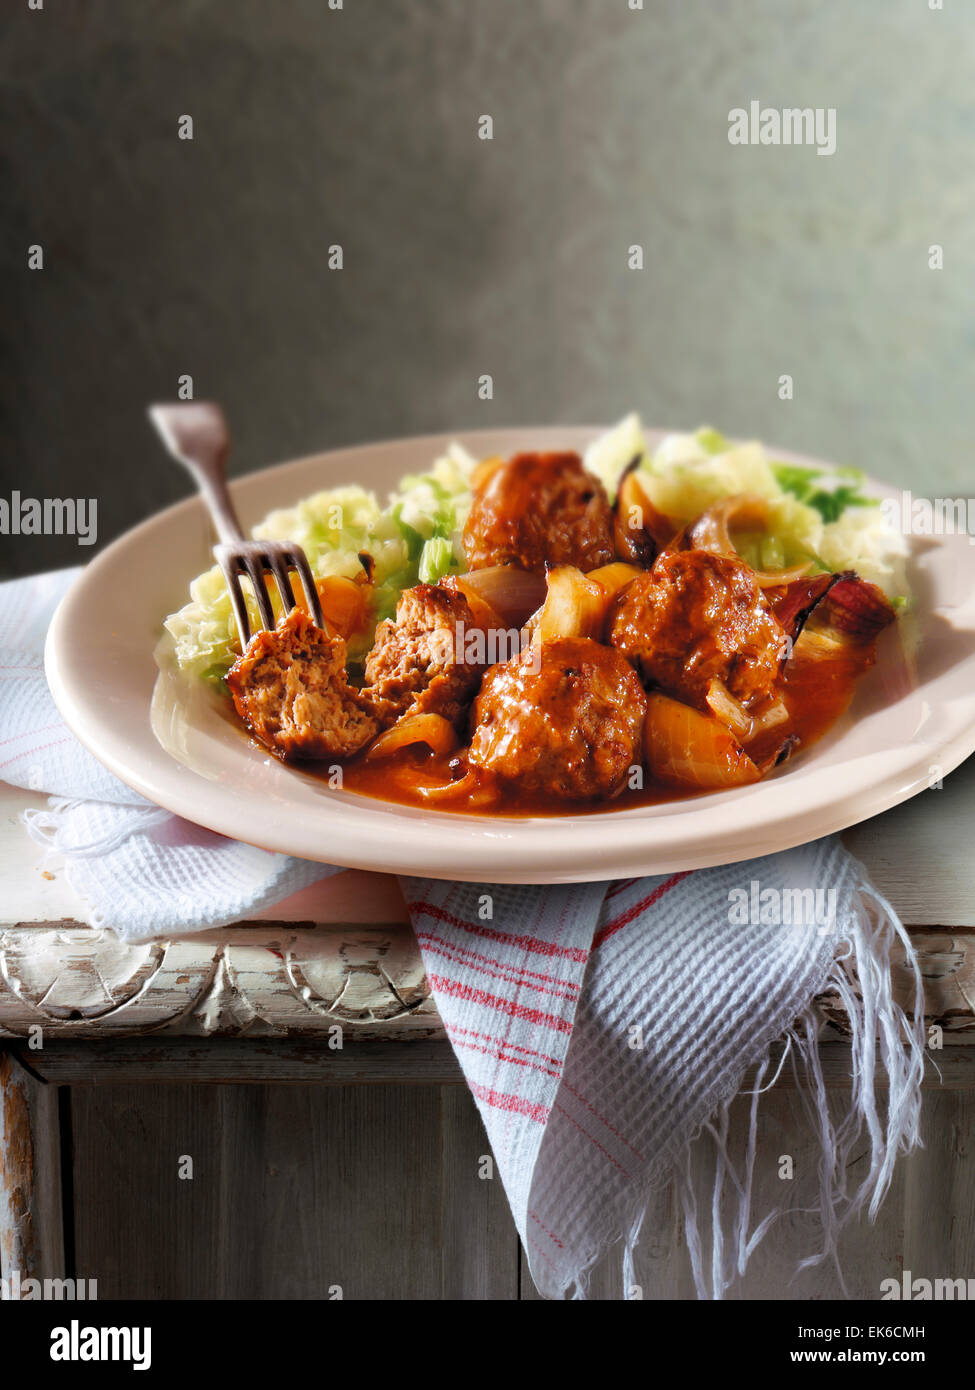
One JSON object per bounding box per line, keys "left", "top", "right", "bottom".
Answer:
{"left": 45, "top": 428, "right": 975, "bottom": 883}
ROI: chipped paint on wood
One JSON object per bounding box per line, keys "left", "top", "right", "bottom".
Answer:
{"left": 0, "top": 925, "right": 441, "bottom": 1039}
{"left": 817, "top": 929, "right": 975, "bottom": 1038}
{"left": 0, "top": 1051, "right": 37, "bottom": 1285}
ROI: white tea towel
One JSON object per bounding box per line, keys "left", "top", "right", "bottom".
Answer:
{"left": 2, "top": 568, "right": 926, "bottom": 1296}
{"left": 0, "top": 569, "right": 336, "bottom": 937}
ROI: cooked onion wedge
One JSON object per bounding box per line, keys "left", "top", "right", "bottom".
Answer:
{"left": 533, "top": 566, "right": 606, "bottom": 643}
{"left": 587, "top": 562, "right": 645, "bottom": 600}
{"left": 822, "top": 574, "right": 897, "bottom": 641}
{"left": 451, "top": 566, "right": 546, "bottom": 629}
{"left": 445, "top": 577, "right": 505, "bottom": 632}
{"left": 770, "top": 571, "right": 896, "bottom": 648}
{"left": 741, "top": 698, "right": 793, "bottom": 766}
{"left": 644, "top": 693, "right": 763, "bottom": 789}
{"left": 767, "top": 572, "right": 840, "bottom": 638}
{"left": 415, "top": 767, "right": 500, "bottom": 808}
{"left": 747, "top": 696, "right": 789, "bottom": 736}
{"left": 704, "top": 677, "right": 753, "bottom": 741}
{"left": 614, "top": 511, "right": 654, "bottom": 566}
{"left": 789, "top": 621, "right": 883, "bottom": 688}
{"left": 615, "top": 458, "right": 677, "bottom": 557}
{"left": 365, "top": 713, "right": 458, "bottom": 761}
{"left": 531, "top": 562, "right": 654, "bottom": 646}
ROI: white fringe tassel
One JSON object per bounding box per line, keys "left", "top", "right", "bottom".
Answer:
{"left": 665, "top": 883, "right": 926, "bottom": 1300}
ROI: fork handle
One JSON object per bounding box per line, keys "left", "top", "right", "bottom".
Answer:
{"left": 148, "top": 402, "right": 245, "bottom": 546}
{"left": 177, "top": 450, "right": 246, "bottom": 547}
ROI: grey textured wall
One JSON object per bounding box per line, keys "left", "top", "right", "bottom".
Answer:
{"left": 2, "top": 0, "right": 972, "bottom": 575}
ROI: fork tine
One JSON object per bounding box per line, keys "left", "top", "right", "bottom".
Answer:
{"left": 241, "top": 554, "right": 276, "bottom": 632}
{"left": 216, "top": 548, "right": 252, "bottom": 647}
{"left": 268, "top": 552, "right": 298, "bottom": 615}
{"left": 289, "top": 549, "right": 326, "bottom": 629}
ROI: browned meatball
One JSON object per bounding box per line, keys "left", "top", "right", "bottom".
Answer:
{"left": 468, "top": 637, "right": 647, "bottom": 800}
{"left": 363, "top": 583, "right": 482, "bottom": 726}
{"left": 609, "top": 549, "right": 787, "bottom": 709}
{"left": 462, "top": 452, "right": 615, "bottom": 573}
{"left": 227, "top": 607, "right": 381, "bottom": 761}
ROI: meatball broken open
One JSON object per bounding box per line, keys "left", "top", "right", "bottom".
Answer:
{"left": 468, "top": 637, "right": 647, "bottom": 801}
{"left": 363, "top": 583, "right": 483, "bottom": 726}
{"left": 462, "top": 452, "right": 615, "bottom": 574}
{"left": 227, "top": 607, "right": 381, "bottom": 761}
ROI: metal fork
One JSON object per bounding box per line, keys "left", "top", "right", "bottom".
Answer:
{"left": 149, "top": 402, "right": 325, "bottom": 647}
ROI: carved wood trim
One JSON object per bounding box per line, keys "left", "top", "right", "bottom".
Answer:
{"left": 1, "top": 922, "right": 974, "bottom": 1042}
{"left": 0, "top": 924, "right": 441, "bottom": 1041}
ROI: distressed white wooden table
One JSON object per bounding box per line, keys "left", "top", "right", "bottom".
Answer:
{"left": 1, "top": 763, "right": 974, "bottom": 1300}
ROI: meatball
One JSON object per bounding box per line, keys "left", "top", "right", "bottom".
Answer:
{"left": 227, "top": 607, "right": 381, "bottom": 761}
{"left": 363, "top": 583, "right": 482, "bottom": 725}
{"left": 609, "top": 549, "right": 787, "bottom": 709}
{"left": 462, "top": 452, "right": 615, "bottom": 573}
{"left": 468, "top": 637, "right": 647, "bottom": 800}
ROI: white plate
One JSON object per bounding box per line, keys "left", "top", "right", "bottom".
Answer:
{"left": 45, "top": 427, "right": 975, "bottom": 883}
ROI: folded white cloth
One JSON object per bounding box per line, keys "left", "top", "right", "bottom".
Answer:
{"left": 1, "top": 568, "right": 926, "bottom": 1297}
{"left": 0, "top": 570, "right": 335, "bottom": 935}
